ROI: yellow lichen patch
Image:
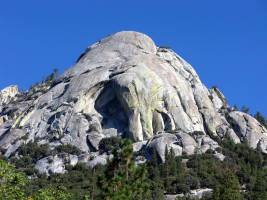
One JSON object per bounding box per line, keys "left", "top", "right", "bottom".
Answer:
{"left": 12, "top": 109, "right": 35, "bottom": 129}
{"left": 19, "top": 109, "right": 35, "bottom": 127}
{"left": 74, "top": 83, "right": 104, "bottom": 114}
{"left": 74, "top": 93, "right": 95, "bottom": 114}
{"left": 118, "top": 64, "right": 165, "bottom": 138}
{"left": 0, "top": 116, "right": 4, "bottom": 126}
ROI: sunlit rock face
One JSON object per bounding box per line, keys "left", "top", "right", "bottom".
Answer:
{"left": 0, "top": 85, "right": 19, "bottom": 106}
{"left": 0, "top": 31, "right": 266, "bottom": 169}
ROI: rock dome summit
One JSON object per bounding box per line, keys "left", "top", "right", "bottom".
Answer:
{"left": 0, "top": 31, "right": 266, "bottom": 172}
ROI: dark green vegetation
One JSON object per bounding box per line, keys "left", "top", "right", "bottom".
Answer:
{"left": 0, "top": 159, "right": 71, "bottom": 200}
{"left": 1, "top": 137, "right": 267, "bottom": 200}
{"left": 254, "top": 111, "right": 267, "bottom": 129}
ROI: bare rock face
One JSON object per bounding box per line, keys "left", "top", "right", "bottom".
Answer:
{"left": 0, "top": 86, "right": 19, "bottom": 127}
{"left": 0, "top": 31, "right": 267, "bottom": 170}
{"left": 227, "top": 111, "right": 267, "bottom": 148}
{"left": 0, "top": 85, "right": 19, "bottom": 106}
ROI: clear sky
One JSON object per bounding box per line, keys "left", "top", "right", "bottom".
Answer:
{"left": 0, "top": 0, "right": 266, "bottom": 116}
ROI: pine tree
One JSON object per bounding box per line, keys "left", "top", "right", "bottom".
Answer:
{"left": 251, "top": 171, "right": 267, "bottom": 200}
{"left": 97, "top": 139, "right": 152, "bottom": 200}
{"left": 212, "top": 171, "right": 244, "bottom": 200}
{"left": 254, "top": 112, "right": 267, "bottom": 129}
{"left": 241, "top": 106, "right": 249, "bottom": 114}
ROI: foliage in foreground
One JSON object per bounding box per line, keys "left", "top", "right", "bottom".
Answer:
{"left": 0, "top": 159, "right": 71, "bottom": 200}
{"left": 1, "top": 137, "right": 267, "bottom": 200}
{"left": 0, "top": 159, "right": 28, "bottom": 200}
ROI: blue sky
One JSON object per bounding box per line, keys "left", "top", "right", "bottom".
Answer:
{"left": 0, "top": 0, "right": 266, "bottom": 115}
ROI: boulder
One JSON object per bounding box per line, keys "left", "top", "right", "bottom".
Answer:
{"left": 34, "top": 153, "right": 78, "bottom": 175}
{"left": 165, "top": 188, "right": 212, "bottom": 200}
{"left": 133, "top": 140, "right": 147, "bottom": 152}
{"left": 176, "top": 132, "right": 197, "bottom": 155}
{"left": 228, "top": 111, "right": 267, "bottom": 149}
{"left": 198, "top": 135, "right": 220, "bottom": 153}
{"left": 87, "top": 153, "right": 109, "bottom": 168}
{"left": 189, "top": 188, "right": 213, "bottom": 199}
{"left": 147, "top": 133, "right": 182, "bottom": 162}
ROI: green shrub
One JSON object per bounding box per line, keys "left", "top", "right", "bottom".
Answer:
{"left": 55, "top": 144, "right": 82, "bottom": 156}
{"left": 18, "top": 142, "right": 51, "bottom": 163}
{"left": 0, "top": 159, "right": 28, "bottom": 200}
{"left": 254, "top": 111, "right": 267, "bottom": 129}
{"left": 191, "top": 131, "right": 205, "bottom": 136}
{"left": 241, "top": 106, "right": 250, "bottom": 113}
{"left": 10, "top": 156, "right": 33, "bottom": 168}
{"left": 98, "top": 137, "right": 121, "bottom": 153}
{"left": 32, "top": 185, "right": 72, "bottom": 200}
{"left": 24, "top": 167, "right": 38, "bottom": 176}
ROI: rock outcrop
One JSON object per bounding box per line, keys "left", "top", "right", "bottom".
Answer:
{"left": 227, "top": 111, "right": 267, "bottom": 149}
{"left": 0, "top": 31, "right": 266, "bottom": 171}
{"left": 35, "top": 153, "right": 78, "bottom": 175}
{"left": 0, "top": 85, "right": 19, "bottom": 106}
{"left": 165, "top": 188, "right": 212, "bottom": 200}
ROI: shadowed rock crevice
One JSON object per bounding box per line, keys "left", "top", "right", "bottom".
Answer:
{"left": 94, "top": 83, "right": 128, "bottom": 138}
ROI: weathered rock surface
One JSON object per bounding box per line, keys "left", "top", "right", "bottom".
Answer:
{"left": 176, "top": 132, "right": 197, "bottom": 155}
{"left": 79, "top": 152, "right": 111, "bottom": 168}
{"left": 189, "top": 188, "right": 213, "bottom": 199}
{"left": 147, "top": 133, "right": 183, "bottom": 162}
{"left": 35, "top": 153, "right": 78, "bottom": 175}
{"left": 0, "top": 31, "right": 267, "bottom": 171}
{"left": 0, "top": 85, "right": 19, "bottom": 106}
{"left": 227, "top": 111, "right": 267, "bottom": 148}
{"left": 165, "top": 188, "right": 212, "bottom": 200}
{"left": 146, "top": 132, "right": 221, "bottom": 162}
